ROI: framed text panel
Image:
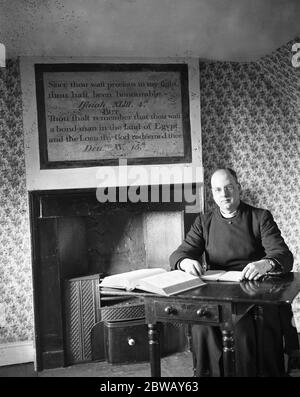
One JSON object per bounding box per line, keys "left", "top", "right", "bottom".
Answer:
{"left": 35, "top": 63, "right": 192, "bottom": 169}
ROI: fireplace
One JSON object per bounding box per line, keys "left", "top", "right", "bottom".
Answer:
{"left": 29, "top": 185, "right": 199, "bottom": 370}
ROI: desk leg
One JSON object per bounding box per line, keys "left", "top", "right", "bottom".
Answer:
{"left": 148, "top": 324, "right": 161, "bottom": 377}
{"left": 254, "top": 305, "right": 264, "bottom": 377}
{"left": 221, "top": 329, "right": 236, "bottom": 377}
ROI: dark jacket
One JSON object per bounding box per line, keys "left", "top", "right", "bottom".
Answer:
{"left": 170, "top": 201, "right": 293, "bottom": 272}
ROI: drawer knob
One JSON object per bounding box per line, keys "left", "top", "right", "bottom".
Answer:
{"left": 127, "top": 337, "right": 136, "bottom": 346}
{"left": 164, "top": 306, "right": 177, "bottom": 315}
{"left": 196, "top": 308, "right": 209, "bottom": 317}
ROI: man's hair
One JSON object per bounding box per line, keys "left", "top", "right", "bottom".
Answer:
{"left": 211, "top": 167, "right": 239, "bottom": 183}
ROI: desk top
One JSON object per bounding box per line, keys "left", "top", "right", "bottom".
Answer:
{"left": 100, "top": 272, "right": 300, "bottom": 305}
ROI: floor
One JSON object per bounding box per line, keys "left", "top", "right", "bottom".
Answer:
{"left": 0, "top": 351, "right": 194, "bottom": 378}
{"left": 0, "top": 350, "right": 300, "bottom": 378}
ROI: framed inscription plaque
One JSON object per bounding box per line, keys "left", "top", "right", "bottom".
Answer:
{"left": 35, "top": 63, "right": 192, "bottom": 169}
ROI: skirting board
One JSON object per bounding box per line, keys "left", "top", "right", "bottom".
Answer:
{"left": 0, "top": 341, "right": 35, "bottom": 367}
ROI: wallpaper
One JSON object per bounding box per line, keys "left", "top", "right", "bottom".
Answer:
{"left": 0, "top": 37, "right": 299, "bottom": 345}
{"left": 0, "top": 60, "right": 33, "bottom": 343}
{"left": 200, "top": 38, "right": 300, "bottom": 328}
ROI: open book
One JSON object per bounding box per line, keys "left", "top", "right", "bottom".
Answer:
{"left": 201, "top": 270, "right": 243, "bottom": 282}
{"left": 99, "top": 268, "right": 206, "bottom": 296}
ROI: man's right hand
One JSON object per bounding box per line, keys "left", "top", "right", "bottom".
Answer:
{"left": 178, "top": 258, "right": 204, "bottom": 276}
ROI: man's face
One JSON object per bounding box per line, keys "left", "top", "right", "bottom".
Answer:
{"left": 211, "top": 170, "right": 241, "bottom": 214}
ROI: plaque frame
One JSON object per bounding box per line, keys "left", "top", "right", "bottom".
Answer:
{"left": 35, "top": 63, "right": 192, "bottom": 169}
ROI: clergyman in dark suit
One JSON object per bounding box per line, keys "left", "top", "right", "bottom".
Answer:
{"left": 170, "top": 168, "right": 299, "bottom": 376}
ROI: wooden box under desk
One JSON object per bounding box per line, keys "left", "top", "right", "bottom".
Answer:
{"left": 104, "top": 318, "right": 188, "bottom": 364}
{"left": 104, "top": 319, "right": 149, "bottom": 364}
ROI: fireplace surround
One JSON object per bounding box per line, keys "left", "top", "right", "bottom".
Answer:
{"left": 29, "top": 185, "right": 199, "bottom": 370}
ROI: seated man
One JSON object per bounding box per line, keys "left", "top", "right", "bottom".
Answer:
{"left": 169, "top": 168, "right": 299, "bottom": 377}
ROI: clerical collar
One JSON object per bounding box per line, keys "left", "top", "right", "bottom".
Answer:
{"left": 220, "top": 209, "right": 239, "bottom": 219}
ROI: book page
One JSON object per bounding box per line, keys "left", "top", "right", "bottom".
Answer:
{"left": 201, "top": 270, "right": 243, "bottom": 282}
{"left": 218, "top": 271, "right": 243, "bottom": 282}
{"left": 99, "top": 268, "right": 167, "bottom": 290}
{"left": 139, "top": 270, "right": 195, "bottom": 288}
{"left": 136, "top": 270, "right": 206, "bottom": 295}
{"left": 201, "top": 270, "right": 226, "bottom": 281}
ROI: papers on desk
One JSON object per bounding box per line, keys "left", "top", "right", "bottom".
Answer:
{"left": 201, "top": 270, "right": 243, "bottom": 282}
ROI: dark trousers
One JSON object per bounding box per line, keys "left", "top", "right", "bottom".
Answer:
{"left": 192, "top": 304, "right": 298, "bottom": 377}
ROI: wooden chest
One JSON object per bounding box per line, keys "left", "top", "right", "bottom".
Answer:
{"left": 104, "top": 319, "right": 149, "bottom": 364}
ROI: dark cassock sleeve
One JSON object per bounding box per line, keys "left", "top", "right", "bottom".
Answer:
{"left": 259, "top": 210, "right": 293, "bottom": 273}
{"left": 169, "top": 215, "right": 205, "bottom": 270}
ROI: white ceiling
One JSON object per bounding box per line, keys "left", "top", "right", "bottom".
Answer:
{"left": 0, "top": 0, "right": 299, "bottom": 61}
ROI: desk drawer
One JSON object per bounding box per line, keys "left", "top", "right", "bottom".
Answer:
{"left": 154, "top": 301, "right": 220, "bottom": 324}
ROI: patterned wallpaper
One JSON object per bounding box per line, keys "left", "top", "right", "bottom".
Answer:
{"left": 0, "top": 37, "right": 299, "bottom": 345}
{"left": 200, "top": 38, "right": 300, "bottom": 329}
{"left": 0, "top": 60, "right": 33, "bottom": 343}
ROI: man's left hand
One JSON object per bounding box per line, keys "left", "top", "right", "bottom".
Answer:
{"left": 241, "top": 259, "right": 273, "bottom": 280}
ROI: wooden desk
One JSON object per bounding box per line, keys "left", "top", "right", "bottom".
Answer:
{"left": 143, "top": 272, "right": 300, "bottom": 377}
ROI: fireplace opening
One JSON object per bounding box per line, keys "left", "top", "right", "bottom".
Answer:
{"left": 29, "top": 186, "right": 199, "bottom": 369}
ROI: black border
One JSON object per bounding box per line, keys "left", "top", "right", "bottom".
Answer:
{"left": 35, "top": 63, "right": 192, "bottom": 169}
